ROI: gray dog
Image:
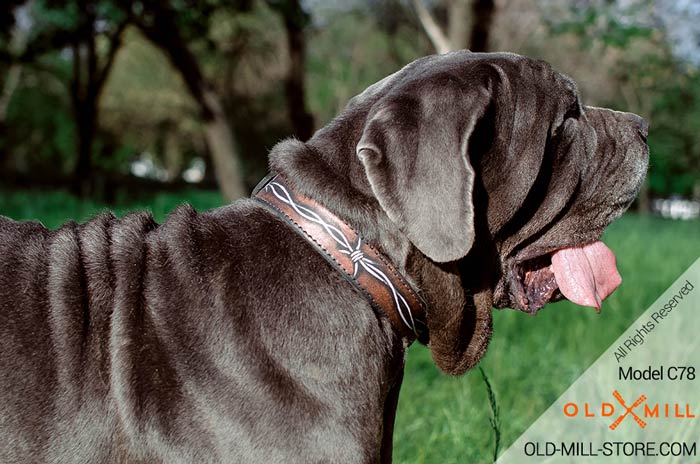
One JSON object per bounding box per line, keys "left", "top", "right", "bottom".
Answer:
{"left": 0, "top": 51, "right": 648, "bottom": 463}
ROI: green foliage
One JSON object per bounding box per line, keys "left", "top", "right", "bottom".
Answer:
{"left": 33, "top": 0, "right": 80, "bottom": 30}
{"left": 3, "top": 1, "right": 698, "bottom": 198}
{"left": 542, "top": 1, "right": 700, "bottom": 198}
{"left": 26, "top": 0, "right": 126, "bottom": 54}
{"left": 307, "top": 6, "right": 429, "bottom": 125}
{"left": 647, "top": 68, "right": 700, "bottom": 197}
{"left": 100, "top": 26, "right": 199, "bottom": 170}
{"left": 0, "top": 1, "right": 27, "bottom": 43}
{"left": 544, "top": 2, "right": 652, "bottom": 50}
{"left": 3, "top": 75, "right": 75, "bottom": 174}
{"left": 146, "top": 0, "right": 251, "bottom": 45}
{"left": 0, "top": 0, "right": 134, "bottom": 181}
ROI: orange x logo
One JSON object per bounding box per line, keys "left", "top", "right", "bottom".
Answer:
{"left": 609, "top": 390, "right": 647, "bottom": 430}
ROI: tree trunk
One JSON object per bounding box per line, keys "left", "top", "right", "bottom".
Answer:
{"left": 73, "top": 100, "right": 97, "bottom": 196}
{"left": 0, "top": 63, "right": 21, "bottom": 165}
{"left": 69, "top": 16, "right": 125, "bottom": 197}
{"left": 277, "top": 0, "right": 314, "bottom": 140}
{"left": 163, "top": 124, "right": 183, "bottom": 181}
{"left": 70, "top": 39, "right": 99, "bottom": 197}
{"left": 0, "top": 11, "right": 28, "bottom": 162}
{"left": 0, "top": 64, "right": 21, "bottom": 124}
{"left": 469, "top": 0, "right": 495, "bottom": 52}
{"left": 414, "top": 0, "right": 496, "bottom": 54}
{"left": 130, "top": 2, "right": 248, "bottom": 201}
{"left": 448, "top": 0, "right": 469, "bottom": 50}
{"left": 202, "top": 89, "right": 247, "bottom": 201}
{"left": 71, "top": 38, "right": 101, "bottom": 196}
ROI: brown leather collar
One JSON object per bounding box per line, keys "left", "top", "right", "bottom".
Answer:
{"left": 253, "top": 174, "right": 428, "bottom": 342}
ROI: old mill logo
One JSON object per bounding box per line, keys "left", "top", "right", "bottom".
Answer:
{"left": 609, "top": 391, "right": 647, "bottom": 430}
{"left": 563, "top": 390, "right": 696, "bottom": 430}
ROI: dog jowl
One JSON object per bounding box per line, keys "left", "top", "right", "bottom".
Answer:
{"left": 0, "top": 51, "right": 648, "bottom": 463}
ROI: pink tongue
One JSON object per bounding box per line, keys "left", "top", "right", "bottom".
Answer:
{"left": 550, "top": 241, "right": 621, "bottom": 312}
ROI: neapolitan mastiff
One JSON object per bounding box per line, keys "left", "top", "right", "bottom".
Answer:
{"left": 0, "top": 51, "right": 648, "bottom": 462}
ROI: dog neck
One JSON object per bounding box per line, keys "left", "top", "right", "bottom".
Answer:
{"left": 267, "top": 138, "right": 494, "bottom": 374}
{"left": 253, "top": 173, "right": 429, "bottom": 342}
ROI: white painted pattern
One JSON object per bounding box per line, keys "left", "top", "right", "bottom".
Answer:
{"left": 266, "top": 181, "right": 417, "bottom": 334}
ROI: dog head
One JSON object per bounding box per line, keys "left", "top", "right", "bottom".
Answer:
{"left": 273, "top": 51, "right": 648, "bottom": 375}
{"left": 353, "top": 51, "right": 648, "bottom": 373}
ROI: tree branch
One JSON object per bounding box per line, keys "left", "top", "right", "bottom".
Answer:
{"left": 70, "top": 42, "right": 82, "bottom": 108}
{"left": 95, "top": 21, "right": 128, "bottom": 91}
{"left": 0, "top": 63, "right": 21, "bottom": 122}
{"left": 4, "top": 27, "right": 77, "bottom": 64}
{"left": 121, "top": 0, "right": 214, "bottom": 120}
{"left": 413, "top": 0, "right": 453, "bottom": 54}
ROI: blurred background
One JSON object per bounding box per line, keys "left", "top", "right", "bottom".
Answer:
{"left": 1, "top": 0, "right": 699, "bottom": 462}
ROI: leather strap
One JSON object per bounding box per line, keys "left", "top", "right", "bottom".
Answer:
{"left": 254, "top": 174, "right": 428, "bottom": 342}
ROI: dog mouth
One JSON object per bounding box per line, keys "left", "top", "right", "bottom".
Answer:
{"left": 513, "top": 255, "right": 562, "bottom": 314}
{"left": 510, "top": 241, "right": 622, "bottom": 314}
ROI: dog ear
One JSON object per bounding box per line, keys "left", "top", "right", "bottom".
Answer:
{"left": 356, "top": 85, "right": 490, "bottom": 262}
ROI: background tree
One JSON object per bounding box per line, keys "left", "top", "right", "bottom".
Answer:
{"left": 2, "top": 0, "right": 127, "bottom": 195}
{"left": 269, "top": 0, "right": 315, "bottom": 140}
{"left": 2, "top": 0, "right": 698, "bottom": 205}
{"left": 0, "top": 1, "right": 28, "bottom": 131}
{"left": 540, "top": 0, "right": 700, "bottom": 205}
{"left": 67, "top": 1, "right": 126, "bottom": 195}
{"left": 412, "top": 0, "right": 496, "bottom": 53}
{"left": 117, "top": 0, "right": 251, "bottom": 201}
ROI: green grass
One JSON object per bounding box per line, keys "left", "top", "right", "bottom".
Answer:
{"left": 1, "top": 189, "right": 699, "bottom": 463}
{"left": 395, "top": 214, "right": 700, "bottom": 463}
{"left": 0, "top": 188, "right": 224, "bottom": 228}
